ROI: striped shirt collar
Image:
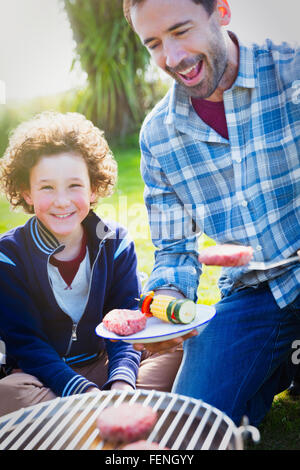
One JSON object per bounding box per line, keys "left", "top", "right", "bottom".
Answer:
{"left": 30, "top": 217, "right": 61, "bottom": 255}
{"left": 29, "top": 213, "right": 116, "bottom": 255}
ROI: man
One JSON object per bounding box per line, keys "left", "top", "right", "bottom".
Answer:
{"left": 123, "top": 0, "right": 300, "bottom": 426}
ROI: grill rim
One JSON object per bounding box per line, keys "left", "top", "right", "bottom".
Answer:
{"left": 0, "top": 389, "right": 258, "bottom": 450}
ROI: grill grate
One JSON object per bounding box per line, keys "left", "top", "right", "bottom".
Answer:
{"left": 0, "top": 389, "right": 259, "bottom": 450}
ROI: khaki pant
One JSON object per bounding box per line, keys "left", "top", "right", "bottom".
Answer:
{"left": 0, "top": 348, "right": 183, "bottom": 418}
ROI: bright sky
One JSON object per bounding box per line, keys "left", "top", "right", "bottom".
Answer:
{"left": 0, "top": 0, "right": 299, "bottom": 102}
{"left": 0, "top": 0, "right": 87, "bottom": 102}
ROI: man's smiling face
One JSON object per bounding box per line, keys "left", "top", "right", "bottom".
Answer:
{"left": 131, "top": 0, "right": 229, "bottom": 99}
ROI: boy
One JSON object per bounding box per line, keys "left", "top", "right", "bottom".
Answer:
{"left": 0, "top": 112, "right": 182, "bottom": 416}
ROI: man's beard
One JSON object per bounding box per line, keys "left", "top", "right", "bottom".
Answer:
{"left": 166, "top": 33, "right": 228, "bottom": 99}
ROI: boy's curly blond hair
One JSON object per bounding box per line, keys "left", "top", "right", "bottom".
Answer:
{"left": 0, "top": 111, "right": 118, "bottom": 213}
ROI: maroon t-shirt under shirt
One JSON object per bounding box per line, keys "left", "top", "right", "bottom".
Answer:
{"left": 50, "top": 230, "right": 87, "bottom": 288}
{"left": 191, "top": 32, "right": 240, "bottom": 140}
{"left": 191, "top": 97, "right": 229, "bottom": 140}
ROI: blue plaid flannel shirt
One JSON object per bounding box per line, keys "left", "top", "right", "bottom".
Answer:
{"left": 140, "top": 35, "right": 300, "bottom": 308}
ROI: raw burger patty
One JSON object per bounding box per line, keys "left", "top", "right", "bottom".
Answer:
{"left": 122, "top": 440, "right": 169, "bottom": 450}
{"left": 103, "top": 309, "right": 147, "bottom": 336}
{"left": 96, "top": 404, "right": 157, "bottom": 443}
{"left": 198, "top": 244, "right": 253, "bottom": 267}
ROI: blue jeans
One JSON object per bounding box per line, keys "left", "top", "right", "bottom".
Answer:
{"left": 172, "top": 284, "right": 300, "bottom": 427}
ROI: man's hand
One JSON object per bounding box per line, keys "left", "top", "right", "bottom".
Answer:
{"left": 133, "top": 329, "right": 199, "bottom": 355}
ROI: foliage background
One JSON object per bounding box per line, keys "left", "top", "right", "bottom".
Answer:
{"left": 63, "top": 0, "right": 168, "bottom": 138}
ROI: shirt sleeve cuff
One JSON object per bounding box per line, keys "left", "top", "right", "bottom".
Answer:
{"left": 101, "top": 367, "right": 137, "bottom": 390}
{"left": 61, "top": 374, "right": 99, "bottom": 397}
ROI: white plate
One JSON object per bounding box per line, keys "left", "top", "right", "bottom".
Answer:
{"left": 95, "top": 304, "right": 216, "bottom": 344}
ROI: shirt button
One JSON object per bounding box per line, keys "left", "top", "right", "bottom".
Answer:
{"left": 241, "top": 200, "right": 248, "bottom": 207}
{"left": 256, "top": 245, "right": 262, "bottom": 252}
{"left": 235, "top": 157, "right": 242, "bottom": 163}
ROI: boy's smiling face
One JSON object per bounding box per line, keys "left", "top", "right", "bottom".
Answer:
{"left": 23, "top": 152, "right": 96, "bottom": 243}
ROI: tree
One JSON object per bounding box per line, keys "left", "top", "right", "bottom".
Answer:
{"left": 63, "top": 0, "right": 151, "bottom": 138}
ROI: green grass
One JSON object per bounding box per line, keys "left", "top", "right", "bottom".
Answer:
{"left": 247, "top": 391, "right": 300, "bottom": 450}
{"left": 0, "top": 201, "right": 30, "bottom": 233}
{"left": 0, "top": 138, "right": 299, "bottom": 450}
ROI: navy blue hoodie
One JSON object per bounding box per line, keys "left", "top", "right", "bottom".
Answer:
{"left": 0, "top": 211, "right": 142, "bottom": 396}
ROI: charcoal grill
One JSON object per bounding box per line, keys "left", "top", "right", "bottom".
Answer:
{"left": 0, "top": 389, "right": 259, "bottom": 450}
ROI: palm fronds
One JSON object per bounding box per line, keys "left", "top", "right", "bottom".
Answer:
{"left": 63, "top": 0, "right": 151, "bottom": 138}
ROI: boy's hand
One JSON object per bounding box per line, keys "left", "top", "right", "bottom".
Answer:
{"left": 85, "top": 386, "right": 100, "bottom": 394}
{"left": 133, "top": 329, "right": 199, "bottom": 355}
{"left": 110, "top": 380, "right": 134, "bottom": 391}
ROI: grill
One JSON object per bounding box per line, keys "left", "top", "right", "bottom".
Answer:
{"left": 0, "top": 389, "right": 259, "bottom": 450}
